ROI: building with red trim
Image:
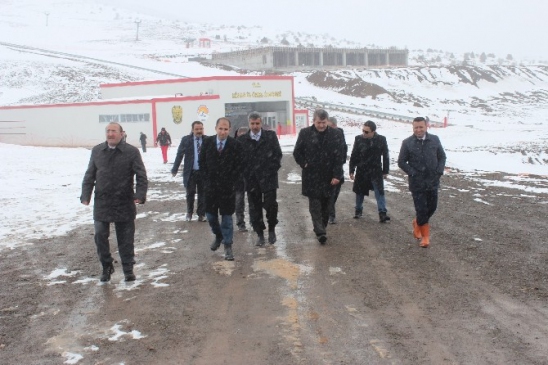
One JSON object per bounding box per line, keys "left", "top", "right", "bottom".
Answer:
{"left": 0, "top": 76, "right": 297, "bottom": 147}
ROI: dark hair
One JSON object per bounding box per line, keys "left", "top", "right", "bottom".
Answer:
{"left": 191, "top": 121, "right": 203, "bottom": 130}
{"left": 413, "top": 117, "right": 427, "bottom": 123}
{"left": 313, "top": 109, "right": 329, "bottom": 120}
{"left": 216, "top": 117, "right": 231, "bottom": 127}
{"left": 363, "top": 120, "right": 376, "bottom": 132}
{"left": 328, "top": 117, "right": 337, "bottom": 125}
{"left": 248, "top": 111, "right": 261, "bottom": 120}
{"left": 236, "top": 126, "right": 249, "bottom": 137}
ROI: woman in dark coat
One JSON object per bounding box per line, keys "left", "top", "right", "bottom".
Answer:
{"left": 349, "top": 120, "right": 390, "bottom": 222}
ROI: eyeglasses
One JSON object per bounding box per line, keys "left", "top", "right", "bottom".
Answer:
{"left": 362, "top": 130, "right": 371, "bottom": 134}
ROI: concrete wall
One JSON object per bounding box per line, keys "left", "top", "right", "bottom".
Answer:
{"left": 210, "top": 47, "right": 408, "bottom": 71}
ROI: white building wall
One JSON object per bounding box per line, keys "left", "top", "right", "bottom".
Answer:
{"left": 154, "top": 98, "right": 225, "bottom": 142}
{"left": 0, "top": 102, "right": 153, "bottom": 147}
{"left": 101, "top": 79, "right": 216, "bottom": 100}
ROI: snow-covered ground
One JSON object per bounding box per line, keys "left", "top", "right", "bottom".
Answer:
{"left": 0, "top": 0, "right": 547, "bottom": 250}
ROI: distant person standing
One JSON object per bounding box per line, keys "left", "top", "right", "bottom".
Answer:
{"left": 238, "top": 112, "right": 283, "bottom": 246}
{"left": 234, "top": 126, "right": 250, "bottom": 232}
{"left": 199, "top": 117, "right": 242, "bottom": 260}
{"left": 326, "top": 116, "right": 347, "bottom": 224}
{"left": 398, "top": 116, "right": 446, "bottom": 248}
{"left": 156, "top": 127, "right": 172, "bottom": 164}
{"left": 293, "top": 109, "right": 345, "bottom": 244}
{"left": 171, "top": 121, "right": 207, "bottom": 222}
{"left": 139, "top": 132, "right": 147, "bottom": 152}
{"left": 349, "top": 120, "right": 390, "bottom": 223}
{"left": 80, "top": 123, "right": 148, "bottom": 282}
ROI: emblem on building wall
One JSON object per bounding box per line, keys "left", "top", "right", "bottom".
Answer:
{"left": 197, "top": 105, "right": 209, "bottom": 122}
{"left": 172, "top": 106, "right": 183, "bottom": 124}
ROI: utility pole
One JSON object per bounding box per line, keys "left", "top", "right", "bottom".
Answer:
{"left": 45, "top": 12, "right": 50, "bottom": 26}
{"left": 134, "top": 19, "right": 141, "bottom": 41}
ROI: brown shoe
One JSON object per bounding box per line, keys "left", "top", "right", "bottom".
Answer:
{"left": 419, "top": 223, "right": 430, "bottom": 248}
{"left": 412, "top": 219, "right": 422, "bottom": 240}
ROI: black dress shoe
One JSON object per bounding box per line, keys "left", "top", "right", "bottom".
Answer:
{"left": 100, "top": 262, "right": 115, "bottom": 282}
{"left": 210, "top": 235, "right": 223, "bottom": 251}
{"left": 268, "top": 230, "right": 277, "bottom": 244}
{"left": 318, "top": 235, "right": 327, "bottom": 244}
{"left": 255, "top": 235, "right": 265, "bottom": 247}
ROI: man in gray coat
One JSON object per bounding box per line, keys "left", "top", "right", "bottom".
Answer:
{"left": 398, "top": 116, "right": 446, "bottom": 248}
{"left": 81, "top": 123, "right": 148, "bottom": 282}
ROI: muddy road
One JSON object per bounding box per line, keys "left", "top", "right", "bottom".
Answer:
{"left": 1, "top": 155, "right": 548, "bottom": 364}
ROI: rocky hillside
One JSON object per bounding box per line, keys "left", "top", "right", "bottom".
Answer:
{"left": 304, "top": 65, "right": 548, "bottom": 116}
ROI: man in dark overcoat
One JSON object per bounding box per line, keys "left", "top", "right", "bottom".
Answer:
{"left": 199, "top": 117, "right": 242, "bottom": 260}
{"left": 326, "top": 116, "right": 347, "bottom": 224}
{"left": 293, "top": 109, "right": 345, "bottom": 244}
{"left": 81, "top": 122, "right": 148, "bottom": 282}
{"left": 398, "top": 116, "right": 446, "bottom": 248}
{"left": 172, "top": 121, "right": 207, "bottom": 222}
{"left": 139, "top": 132, "right": 147, "bottom": 152}
{"left": 349, "top": 120, "right": 390, "bottom": 223}
{"left": 238, "top": 112, "right": 283, "bottom": 246}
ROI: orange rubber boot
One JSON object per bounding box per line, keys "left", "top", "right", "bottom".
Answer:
{"left": 420, "top": 223, "right": 430, "bottom": 248}
{"left": 413, "top": 219, "right": 422, "bottom": 239}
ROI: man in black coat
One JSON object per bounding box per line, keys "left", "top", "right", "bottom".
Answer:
{"left": 293, "top": 109, "right": 345, "bottom": 244}
{"left": 81, "top": 123, "right": 148, "bottom": 282}
{"left": 139, "top": 132, "right": 147, "bottom": 152}
{"left": 199, "top": 117, "right": 242, "bottom": 261}
{"left": 349, "top": 120, "right": 390, "bottom": 223}
{"left": 238, "top": 112, "right": 283, "bottom": 246}
{"left": 326, "top": 116, "right": 347, "bottom": 224}
{"left": 171, "top": 121, "right": 207, "bottom": 222}
{"left": 398, "top": 116, "right": 446, "bottom": 248}
{"left": 234, "top": 126, "right": 250, "bottom": 232}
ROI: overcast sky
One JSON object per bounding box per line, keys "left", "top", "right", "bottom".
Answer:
{"left": 105, "top": 0, "right": 548, "bottom": 60}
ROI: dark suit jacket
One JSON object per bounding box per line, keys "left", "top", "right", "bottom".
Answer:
{"left": 199, "top": 135, "right": 242, "bottom": 214}
{"left": 171, "top": 133, "right": 206, "bottom": 188}
{"left": 398, "top": 132, "right": 446, "bottom": 192}
{"left": 238, "top": 129, "right": 282, "bottom": 193}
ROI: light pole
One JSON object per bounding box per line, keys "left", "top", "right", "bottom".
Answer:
{"left": 134, "top": 19, "right": 141, "bottom": 41}
{"left": 45, "top": 12, "right": 50, "bottom": 26}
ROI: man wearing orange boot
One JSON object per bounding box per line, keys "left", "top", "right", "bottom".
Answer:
{"left": 397, "top": 116, "right": 446, "bottom": 247}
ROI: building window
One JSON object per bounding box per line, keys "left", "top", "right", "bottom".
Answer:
{"left": 101, "top": 114, "right": 150, "bottom": 123}
{"left": 99, "top": 115, "right": 119, "bottom": 123}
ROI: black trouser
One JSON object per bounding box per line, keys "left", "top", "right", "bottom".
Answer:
{"left": 328, "top": 183, "right": 342, "bottom": 219}
{"left": 248, "top": 188, "right": 278, "bottom": 233}
{"left": 94, "top": 220, "right": 135, "bottom": 269}
{"left": 308, "top": 196, "right": 330, "bottom": 236}
{"left": 235, "top": 186, "right": 246, "bottom": 227}
{"left": 141, "top": 142, "right": 146, "bottom": 152}
{"left": 412, "top": 189, "right": 439, "bottom": 226}
{"left": 187, "top": 170, "right": 205, "bottom": 216}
